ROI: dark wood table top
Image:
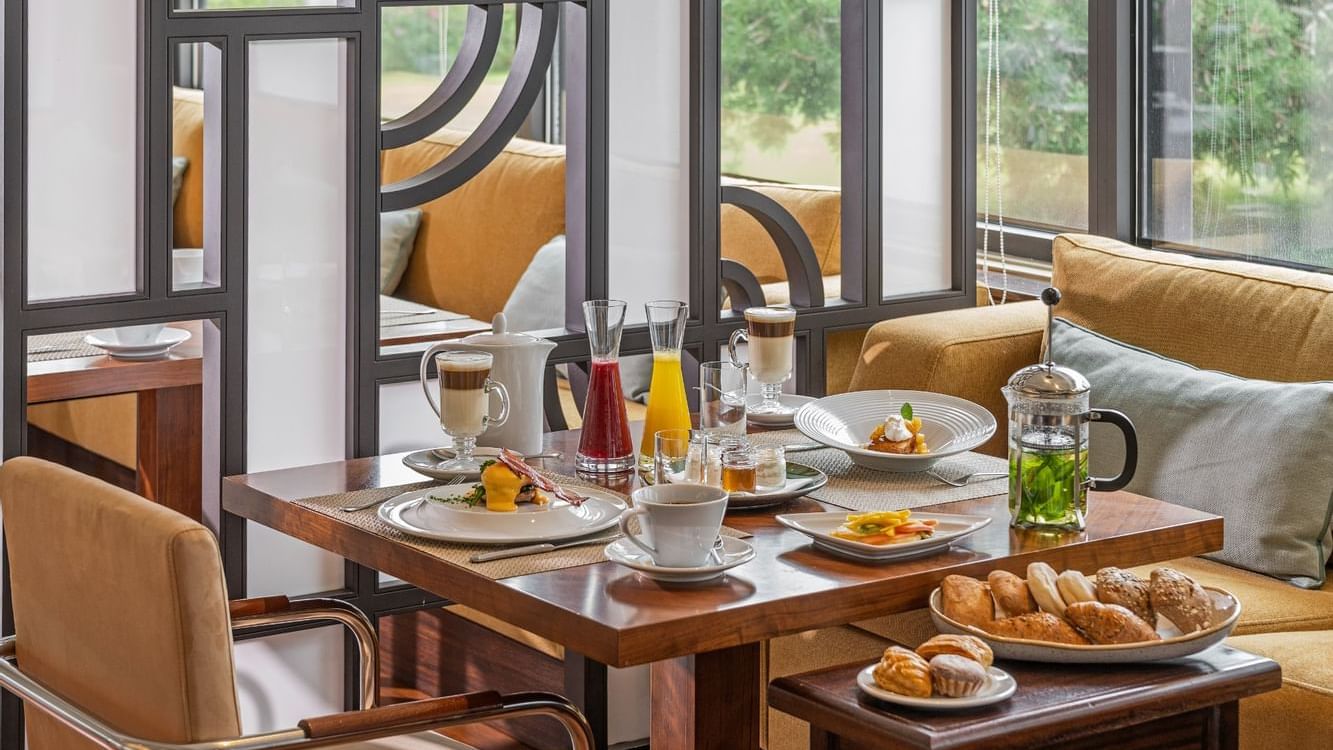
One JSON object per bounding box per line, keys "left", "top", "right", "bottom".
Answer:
{"left": 26, "top": 320, "right": 205, "bottom": 403}
{"left": 768, "top": 645, "right": 1281, "bottom": 750}
{"left": 223, "top": 428, "right": 1224, "bottom": 668}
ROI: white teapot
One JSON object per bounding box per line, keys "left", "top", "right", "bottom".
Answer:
{"left": 418, "top": 313, "right": 556, "bottom": 456}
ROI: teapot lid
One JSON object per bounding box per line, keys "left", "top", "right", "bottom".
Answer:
{"left": 1005, "top": 287, "right": 1090, "bottom": 397}
{"left": 461, "top": 313, "right": 557, "bottom": 349}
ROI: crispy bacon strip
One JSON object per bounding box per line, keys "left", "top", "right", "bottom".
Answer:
{"left": 497, "top": 449, "right": 587, "bottom": 506}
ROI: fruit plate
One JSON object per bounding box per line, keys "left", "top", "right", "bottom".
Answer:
{"left": 856, "top": 663, "right": 1016, "bottom": 711}
{"left": 794, "top": 390, "right": 996, "bottom": 472}
{"left": 775, "top": 511, "right": 992, "bottom": 562}
{"left": 927, "top": 586, "right": 1242, "bottom": 663}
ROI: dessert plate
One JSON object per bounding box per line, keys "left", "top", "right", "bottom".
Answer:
{"left": 794, "top": 390, "right": 996, "bottom": 472}
{"left": 856, "top": 663, "right": 1016, "bottom": 711}
{"left": 402, "top": 447, "right": 507, "bottom": 481}
{"left": 776, "top": 511, "right": 992, "bottom": 562}
{"left": 84, "top": 327, "right": 191, "bottom": 360}
{"left": 726, "top": 462, "right": 828, "bottom": 510}
{"left": 378, "top": 485, "right": 626, "bottom": 545}
{"left": 928, "top": 585, "right": 1242, "bottom": 663}
{"left": 745, "top": 394, "right": 816, "bottom": 427}
{"left": 605, "top": 536, "right": 755, "bottom": 583}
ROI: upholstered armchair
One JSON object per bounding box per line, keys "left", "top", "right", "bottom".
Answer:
{"left": 0, "top": 457, "right": 593, "bottom": 750}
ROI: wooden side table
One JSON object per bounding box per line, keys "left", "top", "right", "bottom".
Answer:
{"left": 768, "top": 645, "right": 1281, "bottom": 750}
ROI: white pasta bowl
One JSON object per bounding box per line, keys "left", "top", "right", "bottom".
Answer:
{"left": 794, "top": 390, "right": 997, "bottom": 472}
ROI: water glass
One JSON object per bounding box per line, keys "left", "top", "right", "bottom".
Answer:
{"left": 699, "top": 361, "right": 747, "bottom": 435}
{"left": 654, "top": 429, "right": 720, "bottom": 487}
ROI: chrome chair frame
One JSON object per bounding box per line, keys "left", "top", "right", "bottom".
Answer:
{"left": 0, "top": 597, "right": 594, "bottom": 750}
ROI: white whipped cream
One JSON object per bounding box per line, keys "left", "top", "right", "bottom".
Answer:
{"left": 882, "top": 414, "right": 913, "bottom": 442}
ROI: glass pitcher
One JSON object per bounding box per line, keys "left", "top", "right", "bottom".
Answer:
{"left": 639, "top": 301, "right": 693, "bottom": 472}
{"left": 1004, "top": 288, "right": 1139, "bottom": 531}
{"left": 577, "top": 300, "right": 636, "bottom": 473}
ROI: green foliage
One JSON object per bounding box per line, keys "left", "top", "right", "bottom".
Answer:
{"left": 381, "top": 6, "right": 515, "bottom": 77}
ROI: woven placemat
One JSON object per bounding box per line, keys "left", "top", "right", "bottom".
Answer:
{"left": 27, "top": 332, "right": 105, "bottom": 362}
{"left": 293, "top": 470, "right": 747, "bottom": 581}
{"left": 748, "top": 430, "right": 1007, "bottom": 511}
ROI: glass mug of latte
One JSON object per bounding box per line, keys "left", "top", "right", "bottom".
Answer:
{"left": 418, "top": 350, "right": 511, "bottom": 473}
{"left": 728, "top": 307, "right": 797, "bottom": 416}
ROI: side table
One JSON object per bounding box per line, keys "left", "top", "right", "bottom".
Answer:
{"left": 768, "top": 644, "right": 1281, "bottom": 750}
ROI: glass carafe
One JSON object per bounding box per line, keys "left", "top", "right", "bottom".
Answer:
{"left": 577, "top": 300, "right": 636, "bottom": 473}
{"left": 639, "top": 301, "right": 693, "bottom": 471}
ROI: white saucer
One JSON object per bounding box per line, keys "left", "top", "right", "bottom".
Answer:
{"left": 746, "top": 394, "right": 816, "bottom": 427}
{"left": 604, "top": 536, "right": 755, "bottom": 583}
{"left": 402, "top": 447, "right": 508, "bottom": 480}
{"left": 856, "top": 663, "right": 1016, "bottom": 710}
{"left": 84, "top": 327, "right": 191, "bottom": 360}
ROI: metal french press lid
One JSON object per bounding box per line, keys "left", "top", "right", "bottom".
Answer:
{"left": 1006, "top": 287, "right": 1090, "bottom": 398}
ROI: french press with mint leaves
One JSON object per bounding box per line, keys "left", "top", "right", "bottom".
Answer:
{"left": 1002, "top": 288, "right": 1138, "bottom": 531}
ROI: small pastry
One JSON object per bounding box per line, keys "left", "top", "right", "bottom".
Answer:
{"left": 1026, "top": 562, "right": 1068, "bottom": 618}
{"left": 928, "top": 654, "right": 988, "bottom": 698}
{"left": 1149, "top": 568, "right": 1213, "bottom": 633}
{"left": 1095, "top": 567, "right": 1155, "bottom": 623}
{"left": 1056, "top": 570, "right": 1098, "bottom": 605}
{"left": 916, "top": 634, "right": 993, "bottom": 668}
{"left": 988, "top": 570, "right": 1037, "bottom": 617}
{"left": 939, "top": 575, "right": 995, "bottom": 629}
{"left": 985, "top": 612, "right": 1090, "bottom": 645}
{"left": 1065, "top": 601, "right": 1161, "bottom": 644}
{"left": 872, "top": 646, "right": 933, "bottom": 697}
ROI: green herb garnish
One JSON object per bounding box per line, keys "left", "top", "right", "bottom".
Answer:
{"left": 429, "top": 484, "right": 486, "bottom": 508}
{"left": 900, "top": 402, "right": 914, "bottom": 421}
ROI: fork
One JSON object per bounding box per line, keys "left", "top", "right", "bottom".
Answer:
{"left": 339, "top": 475, "right": 466, "bottom": 512}
{"left": 928, "top": 470, "right": 1007, "bottom": 488}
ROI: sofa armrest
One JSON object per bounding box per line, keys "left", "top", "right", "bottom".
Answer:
{"left": 848, "top": 301, "right": 1046, "bottom": 456}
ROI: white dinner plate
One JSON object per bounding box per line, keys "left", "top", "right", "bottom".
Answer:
{"left": 928, "top": 585, "right": 1242, "bottom": 663}
{"left": 794, "top": 390, "right": 996, "bottom": 472}
{"left": 604, "top": 536, "right": 755, "bottom": 583}
{"left": 401, "top": 447, "right": 509, "bottom": 481}
{"left": 378, "top": 485, "right": 627, "bottom": 545}
{"left": 84, "top": 327, "right": 192, "bottom": 360}
{"left": 776, "top": 511, "right": 992, "bottom": 562}
{"left": 745, "top": 394, "right": 817, "bottom": 427}
{"left": 856, "top": 663, "right": 1016, "bottom": 710}
{"left": 726, "top": 462, "right": 828, "bottom": 510}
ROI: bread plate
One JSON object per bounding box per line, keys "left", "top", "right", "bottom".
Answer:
{"left": 856, "top": 663, "right": 1016, "bottom": 711}
{"left": 927, "top": 586, "right": 1241, "bottom": 663}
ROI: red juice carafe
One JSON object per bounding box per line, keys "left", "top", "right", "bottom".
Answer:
{"left": 576, "top": 300, "right": 635, "bottom": 473}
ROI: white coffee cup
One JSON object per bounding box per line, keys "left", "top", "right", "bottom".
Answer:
{"left": 111, "top": 324, "right": 166, "bottom": 347}
{"left": 620, "top": 483, "right": 728, "bottom": 567}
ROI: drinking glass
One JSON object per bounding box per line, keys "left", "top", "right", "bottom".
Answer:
{"left": 639, "top": 301, "right": 692, "bottom": 471}
{"left": 728, "top": 307, "right": 797, "bottom": 415}
{"left": 698, "top": 361, "right": 747, "bottom": 435}
{"left": 418, "top": 349, "right": 510, "bottom": 473}
{"left": 654, "top": 429, "right": 719, "bottom": 487}
{"left": 577, "top": 300, "right": 635, "bottom": 473}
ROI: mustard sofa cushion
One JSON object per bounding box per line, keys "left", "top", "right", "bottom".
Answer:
{"left": 172, "top": 87, "right": 206, "bottom": 250}
{"left": 721, "top": 179, "right": 841, "bottom": 283}
{"left": 1224, "top": 631, "right": 1333, "bottom": 750}
{"left": 1129, "top": 557, "right": 1333, "bottom": 636}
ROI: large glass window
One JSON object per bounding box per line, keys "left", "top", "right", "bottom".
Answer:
{"left": 1144, "top": 0, "right": 1333, "bottom": 269}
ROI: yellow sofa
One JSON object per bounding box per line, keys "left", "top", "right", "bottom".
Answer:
{"left": 765, "top": 234, "right": 1333, "bottom": 750}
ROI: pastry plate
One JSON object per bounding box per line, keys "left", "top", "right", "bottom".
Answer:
{"left": 928, "top": 585, "right": 1242, "bottom": 663}
{"left": 745, "top": 394, "right": 816, "bottom": 427}
{"left": 726, "top": 462, "right": 828, "bottom": 509}
{"left": 856, "top": 663, "right": 1016, "bottom": 711}
{"left": 776, "top": 511, "right": 992, "bottom": 562}
{"left": 794, "top": 390, "right": 996, "bottom": 472}
{"left": 605, "top": 536, "right": 755, "bottom": 583}
{"left": 402, "top": 447, "right": 508, "bottom": 481}
{"left": 84, "top": 327, "right": 192, "bottom": 360}
{"left": 378, "top": 485, "right": 627, "bottom": 545}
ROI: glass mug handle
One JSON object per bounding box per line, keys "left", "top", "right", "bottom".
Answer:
{"left": 482, "top": 379, "right": 511, "bottom": 429}
{"left": 727, "top": 329, "right": 749, "bottom": 368}
{"left": 1086, "top": 408, "right": 1138, "bottom": 492}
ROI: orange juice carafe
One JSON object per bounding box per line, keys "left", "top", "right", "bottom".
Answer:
{"left": 639, "top": 301, "right": 693, "bottom": 472}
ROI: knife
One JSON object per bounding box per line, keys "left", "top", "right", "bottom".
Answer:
{"left": 470, "top": 533, "right": 623, "bottom": 563}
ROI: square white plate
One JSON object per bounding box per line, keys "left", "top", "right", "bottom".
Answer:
{"left": 775, "top": 511, "right": 992, "bottom": 561}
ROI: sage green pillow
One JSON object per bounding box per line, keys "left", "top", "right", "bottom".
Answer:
{"left": 1051, "top": 318, "right": 1333, "bottom": 587}
{"left": 379, "top": 208, "right": 423, "bottom": 294}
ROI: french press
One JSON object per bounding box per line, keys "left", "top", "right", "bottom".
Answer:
{"left": 1002, "top": 288, "right": 1138, "bottom": 531}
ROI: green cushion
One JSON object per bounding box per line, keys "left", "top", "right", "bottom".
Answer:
{"left": 1051, "top": 318, "right": 1333, "bottom": 587}
{"left": 379, "top": 208, "right": 423, "bottom": 295}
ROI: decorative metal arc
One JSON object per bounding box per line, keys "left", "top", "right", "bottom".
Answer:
{"left": 721, "top": 259, "right": 765, "bottom": 313}
{"left": 721, "top": 185, "right": 826, "bottom": 308}
{"left": 382, "top": 2, "right": 559, "bottom": 210}
{"left": 380, "top": 4, "right": 504, "bottom": 151}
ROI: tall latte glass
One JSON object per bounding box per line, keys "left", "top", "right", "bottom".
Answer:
{"left": 418, "top": 350, "right": 510, "bottom": 473}
{"left": 728, "top": 307, "right": 796, "bottom": 416}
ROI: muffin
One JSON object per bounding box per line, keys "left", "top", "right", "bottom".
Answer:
{"left": 928, "top": 654, "right": 988, "bottom": 698}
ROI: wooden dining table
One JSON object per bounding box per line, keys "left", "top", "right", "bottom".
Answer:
{"left": 222, "top": 427, "right": 1224, "bottom": 750}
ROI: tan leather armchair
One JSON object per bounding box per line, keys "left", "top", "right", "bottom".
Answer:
{"left": 0, "top": 457, "right": 594, "bottom": 750}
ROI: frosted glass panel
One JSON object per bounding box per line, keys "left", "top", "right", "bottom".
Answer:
{"left": 881, "top": 0, "right": 952, "bottom": 298}
{"left": 180, "top": 0, "right": 354, "bottom": 9}
{"left": 607, "top": 0, "right": 690, "bottom": 325}
{"left": 27, "top": 0, "right": 138, "bottom": 301}
{"left": 235, "top": 627, "right": 343, "bottom": 732}
{"left": 245, "top": 38, "right": 348, "bottom": 595}
{"left": 379, "top": 380, "right": 443, "bottom": 455}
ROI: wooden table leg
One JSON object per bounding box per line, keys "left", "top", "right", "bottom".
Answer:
{"left": 137, "top": 384, "right": 203, "bottom": 520}
{"left": 564, "top": 651, "right": 609, "bottom": 750}
{"left": 651, "top": 643, "right": 761, "bottom": 750}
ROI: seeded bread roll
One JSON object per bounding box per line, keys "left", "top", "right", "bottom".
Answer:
{"left": 940, "top": 575, "right": 995, "bottom": 629}
{"left": 1095, "top": 567, "right": 1155, "bottom": 623}
{"left": 987, "top": 570, "right": 1037, "bottom": 617}
{"left": 984, "top": 612, "right": 1090, "bottom": 645}
{"left": 1065, "top": 601, "right": 1161, "bottom": 644}
{"left": 1026, "top": 562, "right": 1067, "bottom": 618}
{"left": 1150, "top": 568, "right": 1213, "bottom": 633}
{"left": 1056, "top": 570, "right": 1098, "bottom": 605}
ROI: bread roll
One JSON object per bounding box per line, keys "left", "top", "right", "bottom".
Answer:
{"left": 984, "top": 612, "right": 1090, "bottom": 645}
{"left": 1149, "top": 568, "right": 1213, "bottom": 633}
{"left": 940, "top": 575, "right": 995, "bottom": 629}
{"left": 1095, "top": 567, "right": 1154, "bottom": 623}
{"left": 1065, "top": 601, "right": 1161, "bottom": 644}
{"left": 1026, "top": 562, "right": 1067, "bottom": 618}
{"left": 987, "top": 570, "right": 1037, "bottom": 617}
{"left": 1056, "top": 570, "right": 1098, "bottom": 604}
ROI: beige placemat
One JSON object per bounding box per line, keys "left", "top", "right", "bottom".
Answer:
{"left": 749, "top": 429, "right": 1008, "bottom": 511}
{"left": 27, "top": 332, "right": 105, "bottom": 362}
{"left": 293, "top": 470, "right": 747, "bottom": 581}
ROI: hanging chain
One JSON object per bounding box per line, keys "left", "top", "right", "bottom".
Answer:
{"left": 980, "top": 0, "right": 1008, "bottom": 305}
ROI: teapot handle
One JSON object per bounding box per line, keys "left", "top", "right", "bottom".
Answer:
{"left": 1087, "top": 408, "right": 1137, "bottom": 493}
{"left": 418, "top": 342, "right": 485, "bottom": 418}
